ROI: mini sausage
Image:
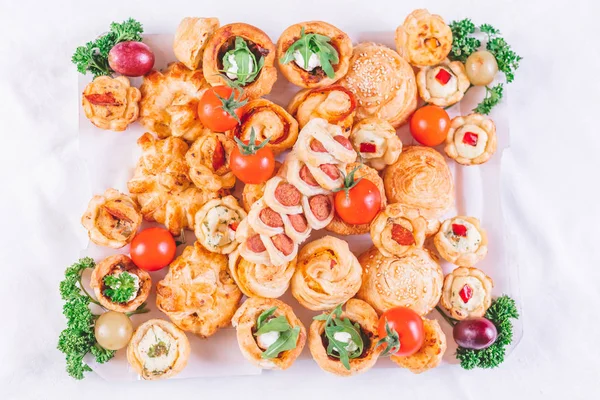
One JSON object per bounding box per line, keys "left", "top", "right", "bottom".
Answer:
{"left": 288, "top": 213, "right": 308, "bottom": 232}
{"left": 308, "top": 195, "right": 332, "bottom": 221}
{"left": 299, "top": 165, "right": 319, "bottom": 186}
{"left": 247, "top": 234, "right": 266, "bottom": 253}
{"left": 310, "top": 139, "right": 327, "bottom": 152}
{"left": 274, "top": 182, "right": 302, "bottom": 206}
{"left": 334, "top": 135, "right": 353, "bottom": 150}
{"left": 271, "top": 233, "right": 294, "bottom": 256}
{"left": 391, "top": 224, "right": 415, "bottom": 246}
{"left": 259, "top": 207, "right": 284, "bottom": 227}
{"left": 319, "top": 164, "right": 340, "bottom": 180}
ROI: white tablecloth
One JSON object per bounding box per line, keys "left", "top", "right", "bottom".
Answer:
{"left": 1, "top": 0, "right": 599, "bottom": 398}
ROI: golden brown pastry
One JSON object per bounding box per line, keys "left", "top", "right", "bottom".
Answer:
{"left": 156, "top": 242, "right": 242, "bottom": 337}
{"left": 127, "top": 319, "right": 190, "bottom": 380}
{"left": 417, "top": 59, "right": 470, "bottom": 107}
{"left": 444, "top": 113, "right": 498, "bottom": 165}
{"left": 391, "top": 318, "right": 446, "bottom": 373}
{"left": 194, "top": 195, "right": 247, "bottom": 254}
{"left": 241, "top": 161, "right": 282, "bottom": 212}
{"left": 291, "top": 236, "right": 362, "bottom": 311}
{"left": 308, "top": 299, "right": 381, "bottom": 376}
{"left": 350, "top": 117, "right": 402, "bottom": 170}
{"left": 383, "top": 146, "right": 454, "bottom": 220}
{"left": 434, "top": 216, "right": 488, "bottom": 266}
{"left": 186, "top": 132, "right": 236, "bottom": 192}
{"left": 173, "top": 17, "right": 220, "bottom": 70}
{"left": 370, "top": 203, "right": 427, "bottom": 257}
{"left": 440, "top": 267, "right": 493, "bottom": 320}
{"left": 82, "top": 76, "right": 140, "bottom": 131}
{"left": 339, "top": 43, "right": 417, "bottom": 127}
{"left": 357, "top": 246, "right": 443, "bottom": 315}
{"left": 294, "top": 118, "right": 356, "bottom": 168}
{"left": 139, "top": 62, "right": 209, "bottom": 142}
{"left": 81, "top": 188, "right": 142, "bottom": 248}
{"left": 203, "top": 23, "right": 277, "bottom": 99}
{"left": 395, "top": 9, "right": 453, "bottom": 67}
{"left": 232, "top": 297, "right": 306, "bottom": 370}
{"left": 277, "top": 21, "right": 353, "bottom": 88}
{"left": 90, "top": 254, "right": 151, "bottom": 313}
{"left": 282, "top": 152, "right": 329, "bottom": 197}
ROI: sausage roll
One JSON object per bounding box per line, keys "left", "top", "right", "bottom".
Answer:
{"left": 281, "top": 212, "right": 311, "bottom": 243}
{"left": 232, "top": 297, "right": 306, "bottom": 370}
{"left": 277, "top": 21, "right": 353, "bottom": 88}
{"left": 291, "top": 236, "right": 362, "bottom": 311}
{"left": 247, "top": 198, "right": 285, "bottom": 237}
{"left": 444, "top": 113, "right": 497, "bottom": 166}
{"left": 349, "top": 117, "right": 402, "bottom": 171}
{"left": 186, "top": 132, "right": 236, "bottom": 192}
{"left": 370, "top": 203, "right": 428, "bottom": 257}
{"left": 440, "top": 267, "right": 493, "bottom": 320}
{"left": 434, "top": 216, "right": 488, "bottom": 266}
{"left": 302, "top": 193, "right": 335, "bottom": 230}
{"left": 82, "top": 76, "right": 140, "bottom": 131}
{"left": 282, "top": 152, "right": 329, "bottom": 196}
{"left": 173, "top": 17, "right": 220, "bottom": 70}
{"left": 194, "top": 195, "right": 247, "bottom": 254}
{"left": 417, "top": 59, "right": 470, "bottom": 107}
{"left": 294, "top": 118, "right": 356, "bottom": 167}
{"left": 263, "top": 176, "right": 304, "bottom": 215}
{"left": 241, "top": 161, "right": 282, "bottom": 212}
{"left": 236, "top": 218, "right": 298, "bottom": 267}
{"left": 391, "top": 318, "right": 446, "bottom": 374}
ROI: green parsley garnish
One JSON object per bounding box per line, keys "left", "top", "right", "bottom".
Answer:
{"left": 254, "top": 307, "right": 300, "bottom": 359}
{"left": 222, "top": 37, "right": 264, "bottom": 85}
{"left": 473, "top": 84, "right": 504, "bottom": 114}
{"left": 148, "top": 341, "right": 170, "bottom": 358}
{"left": 103, "top": 271, "right": 138, "bottom": 304}
{"left": 280, "top": 27, "right": 339, "bottom": 78}
{"left": 449, "top": 19, "right": 481, "bottom": 63}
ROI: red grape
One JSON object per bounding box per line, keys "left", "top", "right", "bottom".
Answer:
{"left": 453, "top": 317, "right": 498, "bottom": 349}
{"left": 108, "top": 41, "right": 155, "bottom": 77}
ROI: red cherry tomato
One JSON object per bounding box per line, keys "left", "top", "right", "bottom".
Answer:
{"left": 230, "top": 140, "right": 275, "bottom": 185}
{"left": 197, "top": 86, "right": 244, "bottom": 132}
{"left": 378, "top": 307, "right": 424, "bottom": 357}
{"left": 130, "top": 227, "right": 176, "bottom": 272}
{"left": 409, "top": 105, "right": 450, "bottom": 146}
{"left": 334, "top": 178, "right": 381, "bottom": 225}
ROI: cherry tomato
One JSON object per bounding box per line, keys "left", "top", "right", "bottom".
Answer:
{"left": 409, "top": 105, "right": 450, "bottom": 146}
{"left": 130, "top": 227, "right": 176, "bottom": 271}
{"left": 378, "top": 307, "right": 424, "bottom": 357}
{"left": 334, "top": 176, "right": 381, "bottom": 225}
{"left": 197, "top": 86, "right": 244, "bottom": 132}
{"left": 230, "top": 138, "right": 275, "bottom": 184}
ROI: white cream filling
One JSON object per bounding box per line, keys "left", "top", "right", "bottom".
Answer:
{"left": 454, "top": 125, "right": 488, "bottom": 159}
{"left": 353, "top": 128, "right": 386, "bottom": 158}
{"left": 138, "top": 326, "right": 178, "bottom": 375}
{"left": 226, "top": 54, "right": 255, "bottom": 80}
{"left": 293, "top": 50, "right": 322, "bottom": 71}
{"left": 450, "top": 276, "right": 486, "bottom": 311}
{"left": 202, "top": 205, "right": 240, "bottom": 249}
{"left": 332, "top": 331, "right": 358, "bottom": 353}
{"left": 257, "top": 331, "right": 280, "bottom": 350}
{"left": 444, "top": 219, "right": 482, "bottom": 252}
{"left": 426, "top": 66, "right": 458, "bottom": 98}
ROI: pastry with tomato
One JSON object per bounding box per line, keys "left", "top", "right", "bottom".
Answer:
{"left": 339, "top": 43, "right": 417, "bottom": 127}
{"left": 370, "top": 203, "right": 428, "bottom": 257}
{"left": 444, "top": 113, "right": 497, "bottom": 165}
{"left": 82, "top": 75, "right": 141, "bottom": 131}
{"left": 173, "top": 17, "right": 220, "bottom": 70}
{"left": 186, "top": 132, "right": 236, "bottom": 192}
{"left": 291, "top": 236, "right": 362, "bottom": 311}
{"left": 434, "top": 216, "right": 488, "bottom": 266}
{"left": 308, "top": 299, "right": 381, "bottom": 376}
{"left": 390, "top": 318, "right": 447, "bottom": 374}
{"left": 416, "top": 59, "right": 470, "bottom": 107}
{"left": 156, "top": 242, "right": 242, "bottom": 338}
{"left": 242, "top": 161, "right": 282, "bottom": 212}
{"left": 194, "top": 195, "right": 247, "bottom": 254}
{"left": 232, "top": 297, "right": 306, "bottom": 370}
{"left": 127, "top": 319, "right": 190, "bottom": 380}
{"left": 277, "top": 21, "right": 353, "bottom": 88}
{"left": 203, "top": 23, "right": 277, "bottom": 99}
{"left": 349, "top": 117, "right": 403, "bottom": 171}
{"left": 439, "top": 267, "right": 493, "bottom": 320}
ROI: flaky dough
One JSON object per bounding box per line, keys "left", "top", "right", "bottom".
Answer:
{"left": 444, "top": 113, "right": 497, "bottom": 166}
{"left": 439, "top": 266, "right": 493, "bottom": 320}
{"left": 82, "top": 76, "right": 140, "bottom": 131}
{"left": 395, "top": 9, "right": 452, "bottom": 67}
{"left": 173, "top": 17, "right": 220, "bottom": 70}
{"left": 391, "top": 318, "right": 446, "bottom": 373}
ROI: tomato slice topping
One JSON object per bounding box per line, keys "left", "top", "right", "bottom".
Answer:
{"left": 85, "top": 92, "right": 119, "bottom": 106}
{"left": 452, "top": 223, "right": 468, "bottom": 237}
{"left": 229, "top": 222, "right": 239, "bottom": 231}
{"left": 435, "top": 68, "right": 452, "bottom": 85}
{"left": 212, "top": 140, "right": 225, "bottom": 170}
{"left": 360, "top": 142, "right": 377, "bottom": 153}
{"left": 459, "top": 284, "right": 473, "bottom": 303}
{"left": 391, "top": 224, "right": 415, "bottom": 246}
{"left": 462, "top": 132, "right": 479, "bottom": 146}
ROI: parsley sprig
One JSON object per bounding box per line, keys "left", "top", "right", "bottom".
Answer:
{"left": 280, "top": 27, "right": 339, "bottom": 78}
{"left": 449, "top": 19, "right": 481, "bottom": 63}
{"left": 473, "top": 84, "right": 504, "bottom": 114}
{"left": 222, "top": 37, "right": 264, "bottom": 85}
{"left": 254, "top": 307, "right": 300, "bottom": 359}
{"left": 103, "top": 271, "right": 138, "bottom": 304}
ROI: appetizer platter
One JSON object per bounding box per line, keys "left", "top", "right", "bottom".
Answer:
{"left": 62, "top": 11, "right": 523, "bottom": 381}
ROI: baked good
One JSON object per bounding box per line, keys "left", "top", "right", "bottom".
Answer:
{"left": 444, "top": 113, "right": 497, "bottom": 165}
{"left": 391, "top": 318, "right": 446, "bottom": 373}
{"left": 81, "top": 188, "right": 142, "bottom": 248}
{"left": 236, "top": 217, "right": 299, "bottom": 267}
{"left": 370, "top": 203, "right": 427, "bottom": 257}
{"left": 277, "top": 21, "right": 353, "bottom": 88}
{"left": 127, "top": 319, "right": 190, "bottom": 380}
{"left": 291, "top": 236, "right": 362, "bottom": 310}
{"left": 416, "top": 59, "right": 470, "bottom": 107}
{"left": 282, "top": 152, "right": 329, "bottom": 197}
{"left": 440, "top": 267, "right": 493, "bottom": 320}
{"left": 294, "top": 117, "right": 356, "bottom": 168}
{"left": 203, "top": 23, "right": 277, "bottom": 99}
{"left": 339, "top": 43, "right": 417, "bottom": 127}
{"left": 232, "top": 297, "right": 306, "bottom": 370}
{"left": 383, "top": 146, "right": 454, "bottom": 220}
{"left": 90, "top": 254, "right": 151, "bottom": 313}
{"left": 194, "top": 195, "right": 247, "bottom": 254}
{"left": 173, "top": 17, "right": 220, "bottom": 70}
{"left": 156, "top": 242, "right": 242, "bottom": 337}
{"left": 357, "top": 246, "right": 443, "bottom": 315}
{"left": 434, "top": 216, "right": 488, "bottom": 265}
{"left": 395, "top": 9, "right": 452, "bottom": 67}
{"left": 82, "top": 76, "right": 140, "bottom": 131}
{"left": 302, "top": 193, "right": 335, "bottom": 230}
{"left": 241, "top": 161, "right": 282, "bottom": 212}
{"left": 186, "top": 132, "right": 236, "bottom": 192}
{"left": 349, "top": 117, "right": 402, "bottom": 170}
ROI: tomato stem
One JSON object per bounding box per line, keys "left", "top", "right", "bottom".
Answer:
{"left": 234, "top": 127, "right": 271, "bottom": 156}
{"left": 435, "top": 306, "right": 457, "bottom": 327}
{"left": 333, "top": 165, "right": 363, "bottom": 199}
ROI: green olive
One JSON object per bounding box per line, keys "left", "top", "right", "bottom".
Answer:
{"left": 465, "top": 50, "right": 498, "bottom": 86}
{"left": 94, "top": 311, "right": 133, "bottom": 350}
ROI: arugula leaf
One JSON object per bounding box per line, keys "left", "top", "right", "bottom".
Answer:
{"left": 314, "top": 304, "right": 364, "bottom": 370}
{"left": 261, "top": 327, "right": 301, "bottom": 359}
{"left": 256, "top": 306, "right": 277, "bottom": 331}
{"left": 449, "top": 19, "right": 481, "bottom": 63}
{"left": 254, "top": 306, "right": 300, "bottom": 359}
{"left": 280, "top": 28, "right": 339, "bottom": 78}
{"left": 103, "top": 271, "right": 138, "bottom": 303}
{"left": 473, "top": 84, "right": 504, "bottom": 114}
{"left": 222, "top": 37, "right": 262, "bottom": 85}
{"left": 255, "top": 315, "right": 292, "bottom": 336}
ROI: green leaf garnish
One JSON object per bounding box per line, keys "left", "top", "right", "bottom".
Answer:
{"left": 255, "top": 315, "right": 292, "bottom": 336}
{"left": 254, "top": 307, "right": 300, "bottom": 359}
{"left": 486, "top": 37, "right": 522, "bottom": 83}
{"left": 280, "top": 27, "right": 339, "bottom": 78}
{"left": 473, "top": 84, "right": 504, "bottom": 114}
{"left": 260, "top": 327, "right": 301, "bottom": 359}
{"left": 222, "top": 37, "right": 263, "bottom": 85}
{"left": 103, "top": 271, "right": 138, "bottom": 304}
{"left": 448, "top": 19, "right": 480, "bottom": 63}
{"left": 234, "top": 127, "right": 270, "bottom": 156}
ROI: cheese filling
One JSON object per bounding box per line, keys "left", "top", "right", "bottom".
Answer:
{"left": 450, "top": 276, "right": 486, "bottom": 311}
{"left": 138, "top": 326, "right": 178, "bottom": 375}
{"left": 293, "top": 50, "right": 322, "bottom": 71}
{"left": 201, "top": 205, "right": 241, "bottom": 249}
{"left": 353, "top": 128, "right": 386, "bottom": 158}
{"left": 426, "top": 67, "right": 458, "bottom": 98}
{"left": 225, "top": 54, "right": 255, "bottom": 80}
{"left": 454, "top": 125, "right": 488, "bottom": 159}
{"left": 256, "top": 331, "right": 280, "bottom": 350}
{"left": 444, "top": 219, "right": 482, "bottom": 252}
{"left": 332, "top": 331, "right": 358, "bottom": 353}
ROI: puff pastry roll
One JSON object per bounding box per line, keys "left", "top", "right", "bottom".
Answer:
{"left": 340, "top": 43, "right": 417, "bottom": 127}
{"left": 277, "top": 21, "right": 353, "bottom": 88}
{"left": 350, "top": 117, "right": 402, "bottom": 170}
{"left": 247, "top": 198, "right": 285, "bottom": 236}
{"left": 81, "top": 188, "right": 142, "bottom": 248}
{"left": 186, "top": 132, "right": 236, "bottom": 192}
{"left": 439, "top": 267, "right": 493, "bottom": 320}
{"left": 282, "top": 153, "right": 329, "bottom": 196}
{"left": 444, "top": 113, "right": 497, "bottom": 165}
{"left": 203, "top": 23, "right": 277, "bottom": 99}
{"left": 173, "top": 17, "right": 220, "bottom": 70}
{"left": 417, "top": 59, "right": 470, "bottom": 107}
{"left": 90, "top": 254, "right": 151, "bottom": 313}
{"left": 391, "top": 318, "right": 446, "bottom": 374}
{"left": 302, "top": 193, "right": 335, "bottom": 230}
{"left": 156, "top": 242, "right": 242, "bottom": 337}
{"left": 127, "top": 319, "right": 190, "bottom": 380}
{"left": 281, "top": 212, "right": 311, "bottom": 243}
{"left": 383, "top": 146, "right": 454, "bottom": 220}
{"left": 357, "top": 246, "right": 443, "bottom": 315}
{"left": 370, "top": 203, "right": 427, "bottom": 257}
{"left": 194, "top": 195, "right": 247, "bottom": 254}
{"left": 82, "top": 76, "right": 140, "bottom": 131}
{"left": 263, "top": 176, "right": 303, "bottom": 215}
{"left": 241, "top": 161, "right": 282, "bottom": 212}
{"left": 309, "top": 299, "right": 381, "bottom": 376}
{"left": 395, "top": 9, "right": 453, "bottom": 67}
{"left": 291, "top": 236, "right": 362, "bottom": 311}
{"left": 232, "top": 297, "right": 306, "bottom": 370}
{"left": 434, "top": 216, "right": 488, "bottom": 266}
{"left": 235, "top": 218, "right": 272, "bottom": 266}
{"left": 294, "top": 118, "right": 356, "bottom": 166}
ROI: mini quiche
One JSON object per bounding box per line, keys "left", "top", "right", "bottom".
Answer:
{"left": 439, "top": 267, "right": 493, "bottom": 320}
{"left": 416, "top": 59, "right": 470, "bottom": 107}
{"left": 395, "top": 9, "right": 452, "bottom": 67}
{"left": 194, "top": 195, "right": 247, "bottom": 255}
{"left": 82, "top": 76, "right": 141, "bottom": 131}
{"left": 434, "top": 216, "right": 488, "bottom": 266}
{"left": 444, "top": 113, "right": 498, "bottom": 165}
{"left": 349, "top": 117, "right": 402, "bottom": 171}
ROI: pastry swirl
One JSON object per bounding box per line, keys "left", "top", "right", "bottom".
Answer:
{"left": 194, "top": 195, "right": 247, "bottom": 254}
{"left": 434, "top": 216, "right": 488, "bottom": 266}
{"left": 173, "top": 17, "right": 220, "bottom": 70}
{"left": 391, "top": 318, "right": 446, "bottom": 373}
{"left": 416, "top": 59, "right": 470, "bottom": 107}
{"left": 370, "top": 203, "right": 427, "bottom": 257}
{"left": 350, "top": 117, "right": 402, "bottom": 171}
{"left": 395, "top": 9, "right": 452, "bottom": 67}
{"left": 82, "top": 76, "right": 140, "bottom": 131}
{"left": 444, "top": 113, "right": 497, "bottom": 165}
{"left": 439, "top": 267, "right": 493, "bottom": 320}
{"left": 186, "top": 132, "right": 236, "bottom": 192}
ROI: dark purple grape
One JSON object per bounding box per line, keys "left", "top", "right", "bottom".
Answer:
{"left": 108, "top": 41, "right": 155, "bottom": 77}
{"left": 453, "top": 317, "right": 497, "bottom": 350}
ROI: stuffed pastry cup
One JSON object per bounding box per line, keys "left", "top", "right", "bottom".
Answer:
{"left": 439, "top": 266, "right": 493, "bottom": 320}
{"left": 288, "top": 85, "right": 357, "bottom": 133}
{"left": 194, "top": 195, "right": 247, "bottom": 255}
{"left": 349, "top": 117, "right": 402, "bottom": 171}
{"left": 391, "top": 318, "right": 446, "bottom": 374}
{"left": 82, "top": 76, "right": 140, "bottom": 131}
{"left": 370, "top": 203, "right": 428, "bottom": 258}
{"left": 444, "top": 113, "right": 497, "bottom": 166}
{"left": 416, "top": 59, "right": 470, "bottom": 107}
{"left": 434, "top": 216, "right": 488, "bottom": 266}
{"left": 186, "top": 132, "right": 236, "bottom": 192}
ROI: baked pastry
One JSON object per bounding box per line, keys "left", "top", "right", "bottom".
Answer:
{"left": 370, "top": 203, "right": 428, "bottom": 257}
{"left": 287, "top": 85, "right": 357, "bottom": 133}
{"left": 395, "top": 9, "right": 452, "bottom": 67}
{"left": 82, "top": 76, "right": 140, "bottom": 131}
{"left": 186, "top": 132, "right": 236, "bottom": 192}
{"left": 349, "top": 117, "right": 402, "bottom": 170}
{"left": 302, "top": 193, "right": 335, "bottom": 230}
{"left": 156, "top": 242, "right": 242, "bottom": 337}
{"left": 294, "top": 117, "right": 356, "bottom": 168}
{"left": 277, "top": 21, "right": 353, "bottom": 88}
{"left": 383, "top": 146, "right": 454, "bottom": 220}
{"left": 444, "top": 113, "right": 497, "bottom": 165}
{"left": 236, "top": 217, "right": 299, "bottom": 267}
{"left": 241, "top": 161, "right": 282, "bottom": 212}
{"left": 357, "top": 246, "right": 443, "bottom": 315}
{"left": 81, "top": 188, "right": 142, "bottom": 248}
{"left": 390, "top": 318, "right": 446, "bottom": 374}
{"left": 325, "top": 163, "right": 386, "bottom": 235}
{"left": 291, "top": 236, "right": 362, "bottom": 311}
{"left": 127, "top": 319, "right": 190, "bottom": 380}
{"left": 440, "top": 267, "right": 493, "bottom": 320}
{"left": 203, "top": 23, "right": 277, "bottom": 99}
{"left": 229, "top": 99, "right": 299, "bottom": 154}
{"left": 139, "top": 62, "right": 210, "bottom": 142}
{"left": 339, "top": 43, "right": 417, "bottom": 127}
{"left": 308, "top": 299, "right": 381, "bottom": 376}
{"left": 194, "top": 195, "right": 247, "bottom": 254}
{"left": 416, "top": 59, "right": 470, "bottom": 107}
{"left": 232, "top": 297, "right": 306, "bottom": 370}
{"left": 173, "top": 17, "right": 220, "bottom": 70}
{"left": 434, "top": 216, "right": 488, "bottom": 266}
{"left": 282, "top": 152, "right": 329, "bottom": 197}
{"left": 90, "top": 254, "right": 151, "bottom": 313}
